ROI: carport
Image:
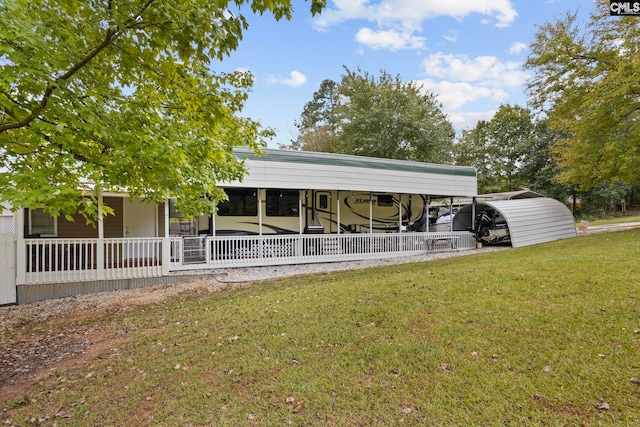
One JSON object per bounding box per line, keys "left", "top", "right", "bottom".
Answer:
{"left": 453, "top": 197, "right": 577, "bottom": 248}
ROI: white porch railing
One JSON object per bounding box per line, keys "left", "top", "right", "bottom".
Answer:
{"left": 21, "top": 232, "right": 474, "bottom": 284}
{"left": 22, "top": 238, "right": 163, "bottom": 284}
{"left": 103, "top": 238, "right": 163, "bottom": 280}
{"left": 170, "top": 232, "right": 475, "bottom": 270}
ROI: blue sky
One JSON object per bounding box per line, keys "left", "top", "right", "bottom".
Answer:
{"left": 218, "top": 0, "right": 590, "bottom": 149}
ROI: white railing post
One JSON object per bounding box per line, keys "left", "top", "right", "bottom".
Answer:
{"left": 205, "top": 236, "right": 212, "bottom": 265}
{"left": 162, "top": 199, "right": 171, "bottom": 275}
{"left": 96, "top": 196, "right": 105, "bottom": 280}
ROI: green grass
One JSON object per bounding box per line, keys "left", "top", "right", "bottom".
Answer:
{"left": 587, "top": 213, "right": 640, "bottom": 226}
{"left": 3, "top": 230, "right": 640, "bottom": 425}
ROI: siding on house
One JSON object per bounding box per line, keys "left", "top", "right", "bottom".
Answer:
{"left": 157, "top": 204, "right": 165, "bottom": 238}
{"left": 104, "top": 196, "right": 124, "bottom": 238}
{"left": 23, "top": 196, "right": 126, "bottom": 239}
{"left": 58, "top": 213, "right": 98, "bottom": 238}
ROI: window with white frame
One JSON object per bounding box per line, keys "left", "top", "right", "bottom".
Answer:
{"left": 29, "top": 208, "right": 57, "bottom": 237}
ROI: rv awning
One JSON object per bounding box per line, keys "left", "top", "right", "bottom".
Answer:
{"left": 453, "top": 197, "right": 577, "bottom": 248}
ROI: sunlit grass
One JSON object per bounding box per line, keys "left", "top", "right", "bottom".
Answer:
{"left": 2, "top": 230, "right": 640, "bottom": 425}
{"left": 588, "top": 213, "right": 640, "bottom": 226}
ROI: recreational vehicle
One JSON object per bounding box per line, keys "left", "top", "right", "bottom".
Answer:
{"left": 174, "top": 190, "right": 430, "bottom": 237}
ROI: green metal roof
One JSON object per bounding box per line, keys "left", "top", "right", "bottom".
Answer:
{"left": 234, "top": 148, "right": 476, "bottom": 177}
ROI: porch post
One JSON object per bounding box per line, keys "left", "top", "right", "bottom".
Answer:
{"left": 211, "top": 208, "right": 217, "bottom": 263}
{"left": 15, "top": 208, "right": 26, "bottom": 285}
{"left": 369, "top": 192, "right": 373, "bottom": 233}
{"left": 162, "top": 198, "right": 171, "bottom": 275}
{"left": 258, "top": 188, "right": 263, "bottom": 259}
{"left": 337, "top": 191, "right": 341, "bottom": 235}
{"left": 297, "top": 192, "right": 303, "bottom": 258}
{"left": 298, "top": 192, "right": 303, "bottom": 235}
{"left": 258, "top": 188, "right": 263, "bottom": 236}
{"left": 398, "top": 193, "right": 403, "bottom": 253}
{"left": 96, "top": 195, "right": 105, "bottom": 280}
{"left": 398, "top": 193, "right": 402, "bottom": 232}
{"left": 426, "top": 196, "right": 430, "bottom": 233}
{"left": 449, "top": 197, "right": 454, "bottom": 232}
{"left": 472, "top": 197, "right": 477, "bottom": 240}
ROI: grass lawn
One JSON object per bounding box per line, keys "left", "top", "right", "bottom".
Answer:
{"left": 3, "top": 229, "right": 640, "bottom": 425}
{"left": 586, "top": 212, "right": 640, "bottom": 226}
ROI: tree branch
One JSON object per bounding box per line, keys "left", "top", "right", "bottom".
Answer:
{"left": 0, "top": 0, "right": 158, "bottom": 134}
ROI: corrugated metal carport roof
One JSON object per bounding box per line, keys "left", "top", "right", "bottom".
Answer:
{"left": 453, "top": 198, "right": 577, "bottom": 248}
{"left": 227, "top": 148, "right": 478, "bottom": 197}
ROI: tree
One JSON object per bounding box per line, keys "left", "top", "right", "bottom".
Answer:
{"left": 454, "top": 104, "right": 535, "bottom": 193}
{"left": 453, "top": 120, "right": 498, "bottom": 193}
{"left": 0, "top": 0, "right": 325, "bottom": 221}
{"left": 283, "top": 79, "right": 340, "bottom": 152}
{"left": 290, "top": 68, "right": 454, "bottom": 164}
{"left": 524, "top": 1, "right": 640, "bottom": 190}
{"left": 519, "top": 119, "right": 573, "bottom": 201}
{"left": 485, "top": 104, "right": 534, "bottom": 191}
{"left": 337, "top": 67, "right": 454, "bottom": 163}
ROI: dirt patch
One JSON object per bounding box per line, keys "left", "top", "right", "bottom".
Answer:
{"left": 0, "top": 280, "right": 220, "bottom": 402}
{"left": 0, "top": 330, "right": 116, "bottom": 402}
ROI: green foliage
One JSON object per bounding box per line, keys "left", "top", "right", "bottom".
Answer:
{"left": 0, "top": 0, "right": 325, "bottom": 220}
{"left": 453, "top": 120, "right": 497, "bottom": 192}
{"left": 518, "top": 119, "right": 573, "bottom": 200}
{"left": 578, "top": 181, "right": 631, "bottom": 217}
{"left": 525, "top": 1, "right": 640, "bottom": 190}
{"left": 282, "top": 79, "right": 339, "bottom": 152}
{"left": 453, "top": 105, "right": 633, "bottom": 210}
{"left": 484, "top": 104, "right": 533, "bottom": 191}
{"left": 454, "top": 104, "right": 565, "bottom": 195}
{"left": 337, "top": 67, "right": 454, "bottom": 163}
{"left": 289, "top": 68, "right": 454, "bottom": 164}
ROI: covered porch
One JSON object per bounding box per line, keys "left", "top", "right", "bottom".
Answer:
{"left": 13, "top": 149, "right": 479, "bottom": 299}
{"left": 17, "top": 218, "right": 476, "bottom": 286}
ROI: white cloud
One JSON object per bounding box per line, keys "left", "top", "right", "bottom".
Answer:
{"left": 413, "top": 52, "right": 529, "bottom": 115}
{"left": 449, "top": 110, "right": 497, "bottom": 133}
{"left": 355, "top": 27, "right": 426, "bottom": 50}
{"left": 443, "top": 30, "right": 458, "bottom": 42}
{"left": 267, "top": 70, "right": 308, "bottom": 87}
{"left": 509, "top": 42, "right": 528, "bottom": 54}
{"left": 416, "top": 79, "right": 507, "bottom": 110}
{"left": 421, "top": 52, "right": 528, "bottom": 87}
{"left": 313, "top": 0, "right": 518, "bottom": 31}
{"left": 312, "top": 0, "right": 375, "bottom": 30}
{"left": 312, "top": 0, "right": 517, "bottom": 53}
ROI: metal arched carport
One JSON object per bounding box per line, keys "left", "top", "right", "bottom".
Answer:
{"left": 452, "top": 197, "right": 577, "bottom": 248}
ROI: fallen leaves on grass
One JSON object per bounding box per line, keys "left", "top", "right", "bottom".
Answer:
{"left": 285, "top": 396, "right": 304, "bottom": 413}
{"left": 439, "top": 363, "right": 450, "bottom": 372}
